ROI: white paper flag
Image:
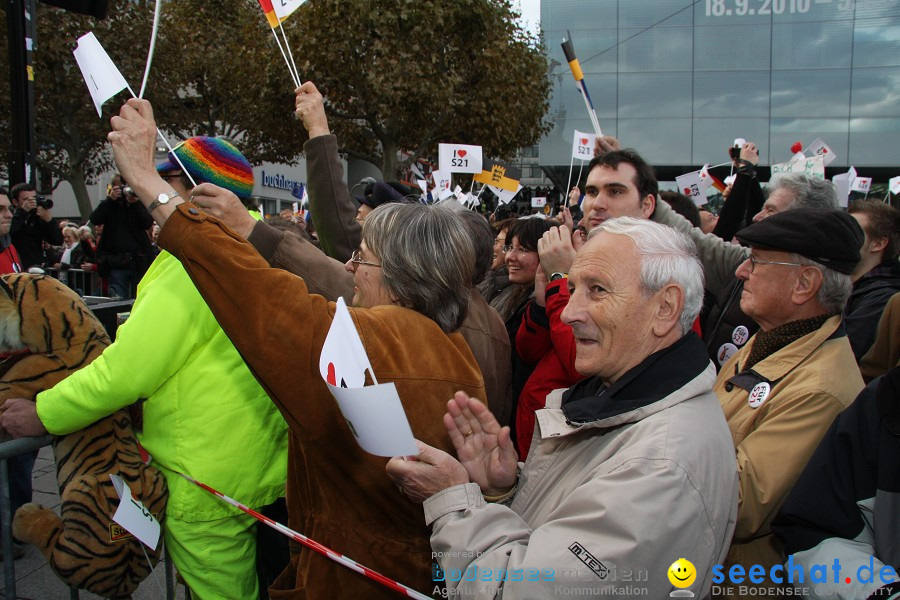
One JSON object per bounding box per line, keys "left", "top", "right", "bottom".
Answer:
{"left": 889, "top": 176, "right": 900, "bottom": 195}
{"left": 571, "top": 130, "right": 596, "bottom": 161}
{"left": 416, "top": 179, "right": 427, "bottom": 194}
{"left": 850, "top": 176, "right": 872, "bottom": 193}
{"left": 110, "top": 474, "right": 160, "bottom": 550}
{"left": 318, "top": 298, "right": 418, "bottom": 456}
{"left": 72, "top": 32, "right": 130, "bottom": 117}
{"left": 272, "top": 0, "right": 308, "bottom": 20}
{"left": 832, "top": 167, "right": 857, "bottom": 208}
{"left": 734, "top": 138, "right": 746, "bottom": 147}
{"left": 439, "top": 143, "right": 483, "bottom": 174}
{"left": 675, "top": 170, "right": 710, "bottom": 206}
{"left": 806, "top": 138, "right": 837, "bottom": 167}
{"left": 531, "top": 196, "right": 547, "bottom": 208}
{"left": 319, "top": 297, "right": 373, "bottom": 389}
{"left": 489, "top": 184, "right": 521, "bottom": 205}
{"left": 431, "top": 169, "right": 453, "bottom": 200}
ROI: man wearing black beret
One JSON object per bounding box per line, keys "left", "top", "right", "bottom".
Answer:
{"left": 713, "top": 207, "right": 867, "bottom": 598}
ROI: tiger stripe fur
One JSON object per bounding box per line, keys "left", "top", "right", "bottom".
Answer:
{"left": 0, "top": 274, "right": 168, "bottom": 599}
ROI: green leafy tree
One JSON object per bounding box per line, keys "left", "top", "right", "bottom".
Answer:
{"left": 0, "top": 1, "right": 153, "bottom": 218}
{"left": 286, "top": 0, "right": 552, "bottom": 178}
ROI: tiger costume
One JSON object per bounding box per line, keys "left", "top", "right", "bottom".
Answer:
{"left": 0, "top": 274, "right": 168, "bottom": 599}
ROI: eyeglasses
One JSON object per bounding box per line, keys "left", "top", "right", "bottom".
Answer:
{"left": 350, "top": 249, "right": 382, "bottom": 269}
{"left": 493, "top": 237, "right": 506, "bottom": 247}
{"left": 747, "top": 254, "right": 804, "bottom": 273}
{"left": 502, "top": 244, "right": 534, "bottom": 257}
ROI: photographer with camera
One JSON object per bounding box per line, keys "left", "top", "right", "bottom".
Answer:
{"left": 9, "top": 182, "right": 62, "bottom": 270}
{"left": 89, "top": 174, "right": 154, "bottom": 299}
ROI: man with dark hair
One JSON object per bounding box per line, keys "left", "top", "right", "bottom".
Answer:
{"left": 516, "top": 147, "right": 659, "bottom": 455}
{"left": 89, "top": 174, "right": 154, "bottom": 298}
{"left": 9, "top": 182, "right": 62, "bottom": 270}
{"left": 846, "top": 200, "right": 900, "bottom": 359}
{"left": 660, "top": 190, "right": 701, "bottom": 227}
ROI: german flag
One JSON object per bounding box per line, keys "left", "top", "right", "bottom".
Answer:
{"left": 473, "top": 159, "right": 521, "bottom": 192}
{"left": 257, "top": 0, "right": 280, "bottom": 28}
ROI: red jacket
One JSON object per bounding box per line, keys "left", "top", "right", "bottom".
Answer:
{"left": 515, "top": 279, "right": 704, "bottom": 458}
{"left": 514, "top": 279, "right": 584, "bottom": 457}
{"left": 0, "top": 243, "right": 23, "bottom": 274}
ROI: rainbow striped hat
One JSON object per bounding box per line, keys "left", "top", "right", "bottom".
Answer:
{"left": 156, "top": 136, "right": 254, "bottom": 199}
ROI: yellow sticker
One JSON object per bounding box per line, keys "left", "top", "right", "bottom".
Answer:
{"left": 26, "top": 65, "right": 34, "bottom": 81}
{"left": 109, "top": 522, "right": 133, "bottom": 542}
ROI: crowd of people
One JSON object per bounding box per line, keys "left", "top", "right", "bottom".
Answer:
{"left": 0, "top": 80, "right": 898, "bottom": 600}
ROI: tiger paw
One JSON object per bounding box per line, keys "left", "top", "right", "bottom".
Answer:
{"left": 13, "top": 502, "right": 60, "bottom": 549}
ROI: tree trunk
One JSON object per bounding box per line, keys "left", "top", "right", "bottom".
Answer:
{"left": 67, "top": 169, "right": 94, "bottom": 222}
{"left": 380, "top": 137, "right": 399, "bottom": 180}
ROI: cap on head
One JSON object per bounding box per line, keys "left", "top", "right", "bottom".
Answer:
{"left": 356, "top": 181, "right": 406, "bottom": 210}
{"left": 156, "top": 136, "right": 254, "bottom": 199}
{"left": 735, "top": 207, "right": 864, "bottom": 274}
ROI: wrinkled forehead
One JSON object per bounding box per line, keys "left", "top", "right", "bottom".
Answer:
{"left": 571, "top": 232, "right": 637, "bottom": 279}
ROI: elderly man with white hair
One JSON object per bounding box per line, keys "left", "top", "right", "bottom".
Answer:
{"left": 388, "top": 217, "right": 739, "bottom": 599}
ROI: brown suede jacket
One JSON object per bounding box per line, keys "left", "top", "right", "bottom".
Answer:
{"left": 158, "top": 204, "right": 485, "bottom": 599}
{"left": 301, "top": 133, "right": 512, "bottom": 425}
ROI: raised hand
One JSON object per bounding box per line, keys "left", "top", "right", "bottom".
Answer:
{"left": 444, "top": 391, "right": 518, "bottom": 496}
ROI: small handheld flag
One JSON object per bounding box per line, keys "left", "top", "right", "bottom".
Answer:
{"left": 561, "top": 33, "right": 602, "bottom": 137}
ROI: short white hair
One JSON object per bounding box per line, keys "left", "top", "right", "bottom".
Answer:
{"left": 590, "top": 218, "right": 704, "bottom": 335}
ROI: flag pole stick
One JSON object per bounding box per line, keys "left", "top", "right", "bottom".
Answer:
{"left": 576, "top": 158, "right": 585, "bottom": 189}
{"left": 269, "top": 27, "right": 300, "bottom": 88}
{"left": 565, "top": 154, "right": 574, "bottom": 197}
{"left": 277, "top": 21, "right": 301, "bottom": 85}
{"left": 124, "top": 84, "right": 198, "bottom": 188}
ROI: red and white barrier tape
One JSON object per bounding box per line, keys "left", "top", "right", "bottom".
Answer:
{"left": 177, "top": 473, "right": 431, "bottom": 600}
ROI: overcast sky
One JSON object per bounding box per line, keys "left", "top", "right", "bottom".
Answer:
{"left": 514, "top": 0, "right": 541, "bottom": 35}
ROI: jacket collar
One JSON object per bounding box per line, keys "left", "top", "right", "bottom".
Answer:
{"left": 730, "top": 314, "right": 844, "bottom": 383}
{"left": 560, "top": 332, "right": 712, "bottom": 426}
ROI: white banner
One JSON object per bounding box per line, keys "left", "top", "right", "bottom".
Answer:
{"left": 770, "top": 155, "right": 825, "bottom": 180}
{"left": 438, "top": 143, "right": 483, "bottom": 174}
{"left": 272, "top": 0, "right": 308, "bottom": 20}
{"left": 850, "top": 177, "right": 872, "bottom": 193}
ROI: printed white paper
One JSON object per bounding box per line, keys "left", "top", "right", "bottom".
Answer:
{"left": 571, "top": 130, "right": 596, "bottom": 161}
{"left": 439, "top": 143, "right": 483, "bottom": 174}
{"left": 110, "top": 474, "right": 160, "bottom": 550}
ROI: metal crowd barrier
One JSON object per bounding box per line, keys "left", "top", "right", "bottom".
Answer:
{"left": 44, "top": 268, "right": 102, "bottom": 297}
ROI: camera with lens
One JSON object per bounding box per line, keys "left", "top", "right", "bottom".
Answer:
{"left": 35, "top": 196, "right": 54, "bottom": 210}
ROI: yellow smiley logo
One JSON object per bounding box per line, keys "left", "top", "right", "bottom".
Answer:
{"left": 668, "top": 558, "right": 696, "bottom": 588}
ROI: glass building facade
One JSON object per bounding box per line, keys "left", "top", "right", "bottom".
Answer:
{"left": 540, "top": 0, "right": 900, "bottom": 175}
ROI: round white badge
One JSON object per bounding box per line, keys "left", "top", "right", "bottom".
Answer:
{"left": 717, "top": 343, "right": 738, "bottom": 366}
{"left": 732, "top": 325, "right": 750, "bottom": 346}
{"left": 748, "top": 382, "right": 771, "bottom": 409}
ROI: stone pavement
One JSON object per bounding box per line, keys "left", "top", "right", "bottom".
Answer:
{"left": 1, "top": 446, "right": 186, "bottom": 600}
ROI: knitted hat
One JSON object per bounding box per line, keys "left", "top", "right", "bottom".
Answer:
{"left": 156, "top": 137, "right": 254, "bottom": 199}
{"left": 735, "top": 207, "right": 864, "bottom": 274}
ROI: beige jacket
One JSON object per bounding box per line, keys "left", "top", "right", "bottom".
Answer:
{"left": 716, "top": 314, "right": 864, "bottom": 574}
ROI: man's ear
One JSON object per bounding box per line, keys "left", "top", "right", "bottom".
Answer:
{"left": 641, "top": 194, "right": 656, "bottom": 219}
{"left": 870, "top": 235, "right": 889, "bottom": 255}
{"left": 652, "top": 283, "right": 685, "bottom": 337}
{"left": 792, "top": 266, "right": 824, "bottom": 305}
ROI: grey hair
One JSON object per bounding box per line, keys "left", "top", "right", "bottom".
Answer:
{"left": 790, "top": 254, "right": 852, "bottom": 314}
{"left": 589, "top": 217, "right": 704, "bottom": 335}
{"left": 363, "top": 202, "right": 475, "bottom": 332}
{"left": 771, "top": 174, "right": 838, "bottom": 210}
{"left": 457, "top": 210, "right": 494, "bottom": 285}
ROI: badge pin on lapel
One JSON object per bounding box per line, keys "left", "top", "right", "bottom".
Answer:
{"left": 748, "top": 382, "right": 770, "bottom": 409}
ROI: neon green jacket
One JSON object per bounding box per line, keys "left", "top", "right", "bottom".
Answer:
{"left": 37, "top": 246, "right": 288, "bottom": 522}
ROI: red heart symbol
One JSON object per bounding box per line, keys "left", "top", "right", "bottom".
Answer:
{"left": 327, "top": 362, "right": 336, "bottom": 386}
{"left": 791, "top": 141, "right": 803, "bottom": 154}
{"left": 683, "top": 188, "right": 691, "bottom": 195}
{"left": 822, "top": 148, "right": 828, "bottom": 153}
{"left": 580, "top": 138, "right": 588, "bottom": 145}
{"left": 457, "top": 150, "right": 467, "bottom": 158}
